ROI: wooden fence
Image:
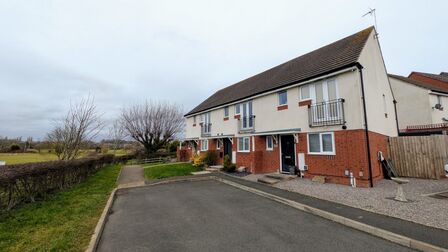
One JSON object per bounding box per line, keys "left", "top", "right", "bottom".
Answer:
{"left": 388, "top": 135, "right": 448, "bottom": 179}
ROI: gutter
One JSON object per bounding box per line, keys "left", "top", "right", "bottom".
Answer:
{"left": 356, "top": 63, "right": 374, "bottom": 188}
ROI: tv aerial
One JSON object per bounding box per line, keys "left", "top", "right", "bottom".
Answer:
{"left": 362, "top": 8, "right": 379, "bottom": 38}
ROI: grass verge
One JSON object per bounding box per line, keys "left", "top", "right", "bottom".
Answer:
{"left": 0, "top": 164, "right": 121, "bottom": 252}
{"left": 143, "top": 163, "right": 202, "bottom": 179}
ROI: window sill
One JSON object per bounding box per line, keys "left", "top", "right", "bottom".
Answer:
{"left": 307, "top": 152, "right": 336, "bottom": 156}
{"left": 266, "top": 148, "right": 273, "bottom": 151}
{"left": 234, "top": 115, "right": 241, "bottom": 119}
{"left": 298, "top": 100, "right": 312, "bottom": 107}
{"left": 193, "top": 124, "right": 196, "bottom": 127}
{"left": 223, "top": 117, "right": 229, "bottom": 121}
{"left": 277, "top": 104, "right": 288, "bottom": 111}
{"left": 237, "top": 150, "right": 250, "bottom": 153}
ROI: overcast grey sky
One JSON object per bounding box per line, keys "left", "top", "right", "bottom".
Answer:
{"left": 0, "top": 0, "right": 446, "bottom": 139}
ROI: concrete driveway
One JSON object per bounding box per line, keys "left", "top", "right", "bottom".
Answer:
{"left": 97, "top": 179, "right": 413, "bottom": 252}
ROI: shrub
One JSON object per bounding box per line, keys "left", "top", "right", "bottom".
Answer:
{"left": 191, "top": 153, "right": 203, "bottom": 167}
{"left": 10, "top": 144, "right": 21, "bottom": 152}
{"left": 203, "top": 150, "right": 218, "bottom": 166}
{"left": 0, "top": 154, "right": 134, "bottom": 211}
{"left": 222, "top": 154, "right": 236, "bottom": 172}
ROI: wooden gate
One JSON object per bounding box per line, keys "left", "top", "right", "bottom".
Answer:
{"left": 388, "top": 135, "right": 448, "bottom": 179}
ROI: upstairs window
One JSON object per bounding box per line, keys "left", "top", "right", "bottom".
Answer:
{"left": 300, "top": 85, "right": 311, "bottom": 100}
{"left": 299, "top": 79, "right": 338, "bottom": 102}
{"left": 235, "top": 104, "right": 241, "bottom": 115}
{"left": 278, "top": 90, "right": 288, "bottom": 105}
{"left": 266, "top": 136, "right": 273, "bottom": 150}
{"left": 193, "top": 115, "right": 196, "bottom": 124}
{"left": 224, "top": 106, "right": 229, "bottom": 118}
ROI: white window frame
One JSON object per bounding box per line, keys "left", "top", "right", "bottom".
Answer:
{"left": 216, "top": 139, "right": 222, "bottom": 149}
{"left": 200, "top": 139, "right": 208, "bottom": 151}
{"left": 307, "top": 132, "right": 335, "bottom": 155}
{"left": 299, "top": 79, "right": 339, "bottom": 103}
{"left": 299, "top": 84, "right": 313, "bottom": 101}
{"left": 266, "top": 136, "right": 273, "bottom": 151}
{"left": 224, "top": 106, "right": 229, "bottom": 118}
{"left": 278, "top": 90, "right": 288, "bottom": 106}
{"left": 235, "top": 104, "right": 241, "bottom": 115}
{"left": 237, "top": 137, "right": 250, "bottom": 152}
{"left": 193, "top": 115, "right": 196, "bottom": 124}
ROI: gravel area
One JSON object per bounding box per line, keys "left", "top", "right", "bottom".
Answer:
{"left": 242, "top": 175, "right": 448, "bottom": 230}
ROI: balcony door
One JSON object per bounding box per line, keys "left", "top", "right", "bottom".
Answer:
{"left": 241, "top": 101, "right": 253, "bottom": 129}
{"left": 202, "top": 113, "right": 211, "bottom": 133}
{"left": 314, "top": 79, "right": 339, "bottom": 120}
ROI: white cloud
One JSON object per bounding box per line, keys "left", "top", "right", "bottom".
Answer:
{"left": 0, "top": 0, "right": 446, "bottom": 139}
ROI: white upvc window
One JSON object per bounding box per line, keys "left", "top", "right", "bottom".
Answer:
{"left": 299, "top": 78, "right": 338, "bottom": 103}
{"left": 307, "top": 132, "right": 335, "bottom": 155}
{"left": 278, "top": 90, "right": 288, "bottom": 105}
{"left": 300, "top": 85, "right": 312, "bottom": 101}
{"left": 200, "top": 139, "right": 208, "bottom": 151}
{"left": 193, "top": 115, "right": 196, "bottom": 124}
{"left": 235, "top": 104, "right": 241, "bottom": 115}
{"left": 224, "top": 106, "right": 229, "bottom": 118}
{"left": 216, "top": 139, "right": 222, "bottom": 149}
{"left": 237, "top": 137, "right": 250, "bottom": 152}
{"left": 266, "top": 136, "right": 273, "bottom": 151}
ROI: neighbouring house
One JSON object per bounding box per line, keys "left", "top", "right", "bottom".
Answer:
{"left": 389, "top": 73, "right": 448, "bottom": 135}
{"left": 409, "top": 71, "right": 448, "bottom": 88}
{"left": 181, "top": 26, "right": 398, "bottom": 187}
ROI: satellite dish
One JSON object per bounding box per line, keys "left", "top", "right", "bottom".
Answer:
{"left": 435, "top": 103, "right": 443, "bottom": 110}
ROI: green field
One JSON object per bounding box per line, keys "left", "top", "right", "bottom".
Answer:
{"left": 143, "top": 162, "right": 202, "bottom": 179}
{"left": 0, "top": 149, "right": 131, "bottom": 165}
{"left": 0, "top": 164, "right": 121, "bottom": 252}
{"left": 0, "top": 152, "right": 58, "bottom": 165}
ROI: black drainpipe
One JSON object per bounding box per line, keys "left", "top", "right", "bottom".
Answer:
{"left": 356, "top": 63, "right": 374, "bottom": 188}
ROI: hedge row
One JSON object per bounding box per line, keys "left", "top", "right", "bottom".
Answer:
{"left": 0, "top": 154, "right": 134, "bottom": 211}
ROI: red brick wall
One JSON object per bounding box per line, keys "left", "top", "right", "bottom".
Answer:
{"left": 192, "top": 129, "right": 389, "bottom": 187}
{"left": 234, "top": 136, "right": 281, "bottom": 173}
{"left": 198, "top": 139, "right": 223, "bottom": 165}
{"left": 408, "top": 73, "right": 448, "bottom": 90}
{"left": 176, "top": 146, "right": 192, "bottom": 162}
{"left": 297, "top": 130, "right": 388, "bottom": 187}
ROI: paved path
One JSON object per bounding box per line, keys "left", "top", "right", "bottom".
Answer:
{"left": 97, "top": 179, "right": 413, "bottom": 252}
{"left": 117, "top": 165, "right": 144, "bottom": 186}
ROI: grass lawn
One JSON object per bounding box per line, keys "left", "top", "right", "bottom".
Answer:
{"left": 0, "top": 152, "right": 58, "bottom": 165}
{"left": 143, "top": 163, "right": 203, "bottom": 179}
{"left": 0, "top": 164, "right": 121, "bottom": 252}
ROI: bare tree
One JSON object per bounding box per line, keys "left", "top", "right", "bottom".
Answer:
{"left": 47, "top": 96, "right": 103, "bottom": 160}
{"left": 120, "top": 101, "right": 184, "bottom": 155}
{"left": 108, "top": 119, "right": 125, "bottom": 155}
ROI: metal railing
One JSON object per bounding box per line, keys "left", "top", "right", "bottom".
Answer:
{"left": 201, "top": 123, "right": 212, "bottom": 137}
{"left": 308, "top": 99, "right": 345, "bottom": 127}
{"left": 239, "top": 115, "right": 255, "bottom": 133}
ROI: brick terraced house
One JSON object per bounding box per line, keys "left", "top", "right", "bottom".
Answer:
{"left": 182, "top": 27, "right": 398, "bottom": 187}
